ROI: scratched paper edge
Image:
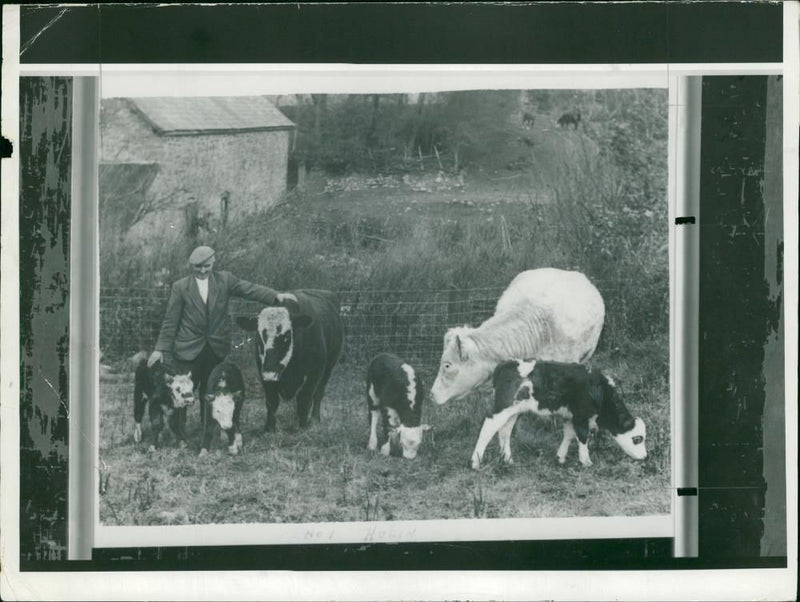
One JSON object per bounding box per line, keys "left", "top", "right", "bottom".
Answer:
{"left": 1, "top": 5, "right": 798, "bottom": 602}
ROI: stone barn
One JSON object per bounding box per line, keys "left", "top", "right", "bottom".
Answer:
{"left": 100, "top": 96, "right": 296, "bottom": 248}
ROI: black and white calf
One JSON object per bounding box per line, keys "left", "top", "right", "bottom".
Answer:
{"left": 133, "top": 359, "right": 195, "bottom": 451}
{"left": 200, "top": 361, "right": 245, "bottom": 457}
{"left": 366, "top": 353, "right": 430, "bottom": 460}
{"left": 471, "top": 360, "right": 646, "bottom": 469}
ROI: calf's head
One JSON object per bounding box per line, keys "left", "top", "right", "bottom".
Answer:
{"left": 598, "top": 377, "right": 647, "bottom": 460}
{"left": 385, "top": 408, "right": 432, "bottom": 460}
{"left": 166, "top": 372, "right": 195, "bottom": 408}
{"left": 431, "top": 327, "right": 494, "bottom": 405}
{"left": 237, "top": 305, "right": 312, "bottom": 382}
{"left": 395, "top": 423, "right": 432, "bottom": 459}
{"left": 207, "top": 391, "right": 241, "bottom": 431}
{"left": 613, "top": 417, "right": 647, "bottom": 460}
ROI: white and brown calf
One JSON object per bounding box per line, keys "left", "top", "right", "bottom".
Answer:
{"left": 133, "top": 359, "right": 195, "bottom": 451}
{"left": 200, "top": 361, "right": 246, "bottom": 457}
{"left": 366, "top": 353, "right": 430, "bottom": 460}
{"left": 471, "top": 360, "right": 647, "bottom": 469}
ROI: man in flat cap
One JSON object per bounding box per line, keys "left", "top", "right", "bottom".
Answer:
{"left": 147, "top": 245, "right": 295, "bottom": 419}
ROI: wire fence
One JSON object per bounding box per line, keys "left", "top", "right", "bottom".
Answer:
{"left": 99, "top": 286, "right": 507, "bottom": 369}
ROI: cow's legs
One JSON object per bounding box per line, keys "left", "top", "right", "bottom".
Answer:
{"left": 311, "top": 361, "right": 337, "bottom": 423}
{"left": 366, "top": 382, "right": 380, "bottom": 450}
{"left": 262, "top": 383, "right": 281, "bottom": 433}
{"left": 148, "top": 403, "right": 164, "bottom": 451}
{"left": 295, "top": 371, "right": 324, "bottom": 428}
{"left": 379, "top": 412, "right": 393, "bottom": 456}
{"left": 368, "top": 410, "right": 380, "bottom": 451}
{"left": 497, "top": 414, "right": 520, "bottom": 464}
{"left": 471, "top": 403, "right": 529, "bottom": 469}
{"left": 168, "top": 407, "right": 187, "bottom": 448}
{"left": 229, "top": 396, "right": 243, "bottom": 454}
{"left": 133, "top": 391, "right": 148, "bottom": 444}
{"left": 200, "top": 404, "right": 215, "bottom": 454}
{"left": 557, "top": 420, "right": 576, "bottom": 464}
{"left": 221, "top": 428, "right": 240, "bottom": 455}
{"left": 574, "top": 419, "right": 592, "bottom": 467}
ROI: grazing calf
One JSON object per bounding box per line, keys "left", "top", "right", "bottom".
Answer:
{"left": 133, "top": 359, "right": 195, "bottom": 451}
{"left": 471, "top": 360, "right": 646, "bottom": 469}
{"left": 200, "top": 361, "right": 245, "bottom": 457}
{"left": 366, "top": 353, "right": 430, "bottom": 460}
{"left": 557, "top": 110, "right": 581, "bottom": 129}
{"left": 522, "top": 112, "right": 535, "bottom": 129}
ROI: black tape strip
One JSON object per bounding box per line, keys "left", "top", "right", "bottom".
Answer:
{"left": 1, "top": 136, "right": 12, "bottom": 158}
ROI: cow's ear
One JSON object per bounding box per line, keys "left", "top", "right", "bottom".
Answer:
{"left": 165, "top": 374, "right": 174, "bottom": 384}
{"left": 455, "top": 335, "right": 469, "bottom": 361}
{"left": 457, "top": 335, "right": 477, "bottom": 362}
{"left": 206, "top": 394, "right": 215, "bottom": 402}
{"left": 421, "top": 424, "right": 432, "bottom": 432}
{"left": 236, "top": 316, "right": 258, "bottom": 331}
{"left": 293, "top": 314, "right": 313, "bottom": 329}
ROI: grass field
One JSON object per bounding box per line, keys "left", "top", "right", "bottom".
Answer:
{"left": 98, "top": 334, "right": 670, "bottom": 526}
{"left": 99, "top": 120, "right": 670, "bottom": 526}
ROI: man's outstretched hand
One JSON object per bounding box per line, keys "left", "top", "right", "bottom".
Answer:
{"left": 275, "top": 292, "right": 297, "bottom": 305}
{"left": 147, "top": 350, "right": 163, "bottom": 367}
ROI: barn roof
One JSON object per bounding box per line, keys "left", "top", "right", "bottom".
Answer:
{"left": 128, "top": 96, "right": 296, "bottom": 136}
{"left": 99, "top": 162, "right": 159, "bottom": 202}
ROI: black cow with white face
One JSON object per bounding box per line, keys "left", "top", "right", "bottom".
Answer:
{"left": 471, "top": 359, "right": 647, "bottom": 469}
{"left": 236, "top": 290, "right": 344, "bottom": 432}
{"left": 366, "top": 353, "right": 431, "bottom": 460}
{"left": 133, "top": 359, "right": 195, "bottom": 451}
{"left": 200, "top": 361, "right": 246, "bottom": 456}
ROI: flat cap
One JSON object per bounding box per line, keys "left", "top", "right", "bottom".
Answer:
{"left": 188, "top": 245, "right": 215, "bottom": 265}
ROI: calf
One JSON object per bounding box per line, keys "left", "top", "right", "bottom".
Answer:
{"left": 200, "top": 361, "right": 245, "bottom": 457}
{"left": 522, "top": 112, "right": 535, "bottom": 129}
{"left": 133, "top": 359, "right": 195, "bottom": 451}
{"left": 471, "top": 360, "right": 646, "bottom": 469}
{"left": 366, "top": 353, "right": 430, "bottom": 460}
{"left": 557, "top": 110, "right": 581, "bottom": 129}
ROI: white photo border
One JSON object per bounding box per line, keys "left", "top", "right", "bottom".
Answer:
{"left": 1, "top": 3, "right": 797, "bottom": 601}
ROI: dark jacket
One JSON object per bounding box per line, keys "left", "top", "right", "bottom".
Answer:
{"left": 155, "top": 270, "right": 278, "bottom": 361}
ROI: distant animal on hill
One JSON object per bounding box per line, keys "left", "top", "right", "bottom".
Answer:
{"left": 557, "top": 110, "right": 581, "bottom": 129}
{"left": 366, "top": 353, "right": 431, "bottom": 460}
{"left": 471, "top": 359, "right": 647, "bottom": 469}
{"left": 522, "top": 112, "right": 535, "bottom": 129}
{"left": 133, "top": 359, "right": 195, "bottom": 451}
{"left": 200, "top": 361, "right": 246, "bottom": 456}
{"left": 430, "top": 268, "right": 605, "bottom": 406}
{"left": 236, "top": 290, "right": 344, "bottom": 433}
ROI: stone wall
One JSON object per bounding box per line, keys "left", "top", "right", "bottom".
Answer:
{"left": 101, "top": 98, "right": 291, "bottom": 245}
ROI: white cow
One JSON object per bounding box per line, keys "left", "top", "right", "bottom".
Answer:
{"left": 431, "top": 268, "right": 605, "bottom": 405}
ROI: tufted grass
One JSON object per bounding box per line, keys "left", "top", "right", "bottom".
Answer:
{"left": 98, "top": 119, "right": 670, "bottom": 526}
{"left": 98, "top": 332, "right": 670, "bottom": 526}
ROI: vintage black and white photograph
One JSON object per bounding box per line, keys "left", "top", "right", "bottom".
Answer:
{"left": 95, "top": 73, "right": 671, "bottom": 531}
{"left": 2, "top": 2, "right": 796, "bottom": 600}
